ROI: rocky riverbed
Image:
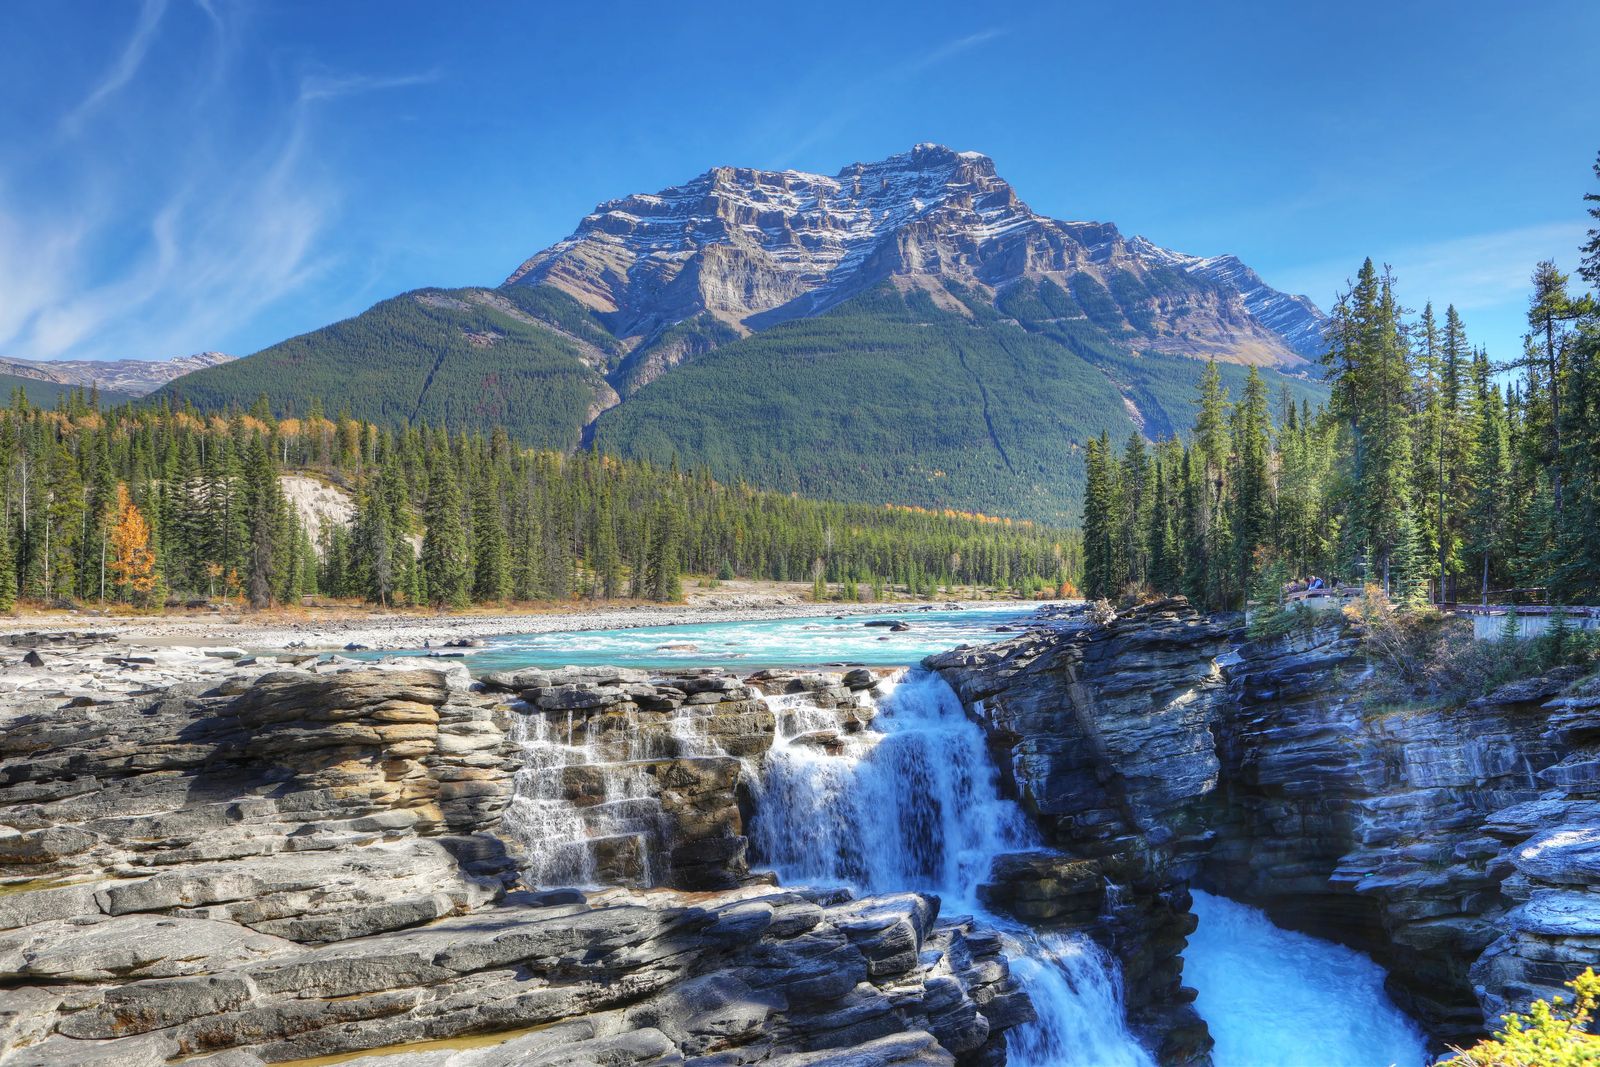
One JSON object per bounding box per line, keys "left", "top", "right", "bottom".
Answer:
{"left": 0, "top": 596, "right": 986, "bottom": 654}
{"left": 0, "top": 650, "right": 1029, "bottom": 1066}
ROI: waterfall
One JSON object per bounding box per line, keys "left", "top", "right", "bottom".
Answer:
{"left": 503, "top": 702, "right": 673, "bottom": 888}
{"left": 750, "top": 670, "right": 1156, "bottom": 1067}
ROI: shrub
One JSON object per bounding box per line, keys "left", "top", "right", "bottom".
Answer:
{"left": 1448, "top": 968, "right": 1600, "bottom": 1065}
{"left": 1344, "top": 587, "right": 1600, "bottom": 702}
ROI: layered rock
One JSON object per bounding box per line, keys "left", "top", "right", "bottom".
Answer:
{"left": 1, "top": 657, "right": 1030, "bottom": 1066}
{"left": 3, "top": 882, "right": 1028, "bottom": 1067}
{"left": 1470, "top": 677, "right": 1600, "bottom": 1024}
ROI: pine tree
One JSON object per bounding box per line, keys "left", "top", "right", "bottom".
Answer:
{"left": 0, "top": 517, "right": 15, "bottom": 612}
{"left": 1326, "top": 260, "right": 1414, "bottom": 588}
{"left": 1230, "top": 367, "right": 1273, "bottom": 595}
{"left": 1081, "top": 433, "right": 1119, "bottom": 599}
{"left": 1389, "top": 510, "right": 1430, "bottom": 608}
{"left": 1524, "top": 261, "right": 1580, "bottom": 522}
{"left": 1467, "top": 354, "right": 1510, "bottom": 603}
{"left": 592, "top": 487, "right": 623, "bottom": 600}
{"left": 422, "top": 458, "right": 471, "bottom": 609}
{"left": 646, "top": 499, "right": 683, "bottom": 602}
{"left": 472, "top": 467, "right": 511, "bottom": 603}
{"left": 1119, "top": 432, "right": 1149, "bottom": 590}
{"left": 241, "top": 438, "right": 282, "bottom": 608}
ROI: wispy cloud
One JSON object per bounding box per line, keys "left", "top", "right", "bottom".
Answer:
{"left": 61, "top": 0, "right": 170, "bottom": 136}
{"left": 771, "top": 27, "right": 1008, "bottom": 168}
{"left": 299, "top": 69, "right": 442, "bottom": 102}
{"left": 0, "top": 5, "right": 439, "bottom": 362}
{"left": 906, "top": 28, "right": 1007, "bottom": 74}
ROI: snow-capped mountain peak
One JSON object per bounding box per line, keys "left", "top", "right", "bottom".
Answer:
{"left": 505, "top": 144, "right": 1326, "bottom": 367}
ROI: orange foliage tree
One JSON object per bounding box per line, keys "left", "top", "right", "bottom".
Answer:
{"left": 108, "top": 484, "right": 159, "bottom": 606}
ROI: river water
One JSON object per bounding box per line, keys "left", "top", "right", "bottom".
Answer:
{"left": 483, "top": 605, "right": 1430, "bottom": 1066}
{"left": 436, "top": 602, "right": 1038, "bottom": 671}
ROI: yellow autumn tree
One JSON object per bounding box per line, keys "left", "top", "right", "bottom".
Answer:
{"left": 108, "top": 484, "right": 158, "bottom": 607}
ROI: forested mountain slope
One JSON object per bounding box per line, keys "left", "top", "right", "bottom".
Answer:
{"left": 594, "top": 282, "right": 1323, "bottom": 524}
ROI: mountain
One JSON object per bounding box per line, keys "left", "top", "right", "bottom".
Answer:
{"left": 506, "top": 143, "right": 1324, "bottom": 389}
{"left": 0, "top": 351, "right": 233, "bottom": 398}
{"left": 156, "top": 145, "right": 1329, "bottom": 521}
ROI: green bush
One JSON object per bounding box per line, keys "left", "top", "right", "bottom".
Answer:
{"left": 1448, "top": 968, "right": 1600, "bottom": 1066}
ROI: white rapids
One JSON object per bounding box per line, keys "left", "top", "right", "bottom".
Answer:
{"left": 1187, "top": 890, "right": 1431, "bottom": 1067}
{"left": 498, "top": 621, "right": 1435, "bottom": 1067}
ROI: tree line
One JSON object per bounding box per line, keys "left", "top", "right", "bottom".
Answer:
{"left": 1081, "top": 152, "right": 1600, "bottom": 612}
{"left": 0, "top": 398, "right": 1078, "bottom": 612}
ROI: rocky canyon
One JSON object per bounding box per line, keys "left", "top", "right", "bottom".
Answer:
{"left": 2, "top": 602, "right": 1596, "bottom": 1065}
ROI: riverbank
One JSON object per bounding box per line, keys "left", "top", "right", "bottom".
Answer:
{"left": 0, "top": 584, "right": 1021, "bottom": 653}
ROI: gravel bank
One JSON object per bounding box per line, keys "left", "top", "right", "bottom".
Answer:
{"left": 0, "top": 598, "right": 1003, "bottom": 654}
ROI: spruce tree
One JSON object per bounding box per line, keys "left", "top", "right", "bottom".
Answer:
{"left": 1467, "top": 355, "right": 1510, "bottom": 603}
{"left": 472, "top": 467, "right": 511, "bottom": 603}
{"left": 1229, "top": 367, "right": 1273, "bottom": 595}
{"left": 1081, "top": 433, "right": 1117, "bottom": 599}
{"left": 422, "top": 459, "right": 471, "bottom": 609}
{"left": 241, "top": 438, "right": 282, "bottom": 608}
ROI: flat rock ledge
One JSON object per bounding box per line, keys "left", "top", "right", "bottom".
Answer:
{"left": 0, "top": 646, "right": 1031, "bottom": 1066}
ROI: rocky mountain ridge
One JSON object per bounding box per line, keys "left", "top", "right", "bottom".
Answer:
{"left": 507, "top": 143, "right": 1325, "bottom": 371}
{"left": 153, "top": 146, "right": 1329, "bottom": 522}
{"left": 0, "top": 352, "right": 233, "bottom": 397}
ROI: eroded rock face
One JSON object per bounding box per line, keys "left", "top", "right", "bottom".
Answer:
{"left": 0, "top": 659, "right": 1031, "bottom": 1066}
{"left": 1204, "top": 627, "right": 1586, "bottom": 1042}
{"left": 3, "top": 885, "right": 1027, "bottom": 1066}
{"left": 934, "top": 597, "right": 1600, "bottom": 1054}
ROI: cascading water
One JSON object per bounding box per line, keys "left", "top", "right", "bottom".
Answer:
{"left": 503, "top": 702, "right": 677, "bottom": 887}
{"left": 750, "top": 670, "right": 1157, "bottom": 1067}
{"left": 485, "top": 611, "right": 1436, "bottom": 1065}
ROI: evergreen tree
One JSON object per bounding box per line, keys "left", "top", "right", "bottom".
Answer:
{"left": 1229, "top": 367, "right": 1273, "bottom": 594}
{"left": 0, "top": 516, "right": 15, "bottom": 612}
{"left": 472, "top": 466, "right": 511, "bottom": 602}
{"left": 646, "top": 499, "right": 684, "bottom": 602}
{"left": 1081, "top": 433, "right": 1120, "bottom": 599}
{"left": 241, "top": 438, "right": 282, "bottom": 608}
{"left": 422, "top": 457, "right": 471, "bottom": 609}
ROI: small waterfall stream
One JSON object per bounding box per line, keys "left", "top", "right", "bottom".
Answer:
{"left": 504, "top": 699, "right": 683, "bottom": 888}
{"left": 750, "top": 670, "right": 1157, "bottom": 1067}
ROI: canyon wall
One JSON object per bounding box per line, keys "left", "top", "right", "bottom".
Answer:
{"left": 931, "top": 598, "right": 1600, "bottom": 1054}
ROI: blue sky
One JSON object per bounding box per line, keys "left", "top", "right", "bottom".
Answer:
{"left": 2, "top": 1, "right": 1596, "bottom": 367}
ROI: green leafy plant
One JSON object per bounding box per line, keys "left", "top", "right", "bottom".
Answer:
{"left": 1447, "top": 968, "right": 1600, "bottom": 1066}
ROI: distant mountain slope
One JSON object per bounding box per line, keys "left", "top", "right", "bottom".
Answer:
{"left": 159, "top": 287, "right": 621, "bottom": 451}
{"left": 0, "top": 352, "right": 232, "bottom": 397}
{"left": 155, "top": 144, "right": 1330, "bottom": 520}
{"left": 592, "top": 281, "right": 1325, "bottom": 524}
{"left": 0, "top": 372, "right": 136, "bottom": 408}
